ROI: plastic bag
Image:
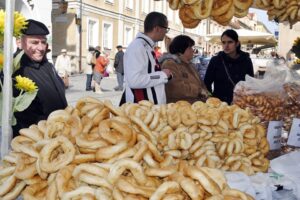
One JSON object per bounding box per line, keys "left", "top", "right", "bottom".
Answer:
{"left": 233, "top": 72, "right": 286, "bottom": 127}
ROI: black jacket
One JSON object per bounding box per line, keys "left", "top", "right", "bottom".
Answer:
{"left": 114, "top": 50, "right": 124, "bottom": 74}
{"left": 204, "top": 51, "right": 254, "bottom": 104}
{"left": 12, "top": 54, "right": 68, "bottom": 136}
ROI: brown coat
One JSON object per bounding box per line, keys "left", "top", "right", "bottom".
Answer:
{"left": 161, "top": 55, "right": 208, "bottom": 103}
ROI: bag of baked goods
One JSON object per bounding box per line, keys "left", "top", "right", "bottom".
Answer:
{"left": 233, "top": 71, "right": 286, "bottom": 158}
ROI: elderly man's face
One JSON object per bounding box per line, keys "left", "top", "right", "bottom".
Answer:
{"left": 21, "top": 35, "right": 47, "bottom": 62}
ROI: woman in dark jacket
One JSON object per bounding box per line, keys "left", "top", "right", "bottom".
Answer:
{"left": 204, "top": 29, "right": 254, "bottom": 104}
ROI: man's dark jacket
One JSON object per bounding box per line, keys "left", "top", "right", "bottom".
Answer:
{"left": 114, "top": 50, "right": 124, "bottom": 74}
{"left": 12, "top": 54, "right": 67, "bottom": 137}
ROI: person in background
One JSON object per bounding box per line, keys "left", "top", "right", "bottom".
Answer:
{"left": 55, "top": 48, "right": 71, "bottom": 88}
{"left": 12, "top": 19, "right": 67, "bottom": 136}
{"left": 122, "top": 11, "right": 172, "bottom": 105}
{"left": 113, "top": 45, "right": 124, "bottom": 91}
{"left": 160, "top": 35, "right": 208, "bottom": 103}
{"left": 93, "top": 49, "right": 109, "bottom": 94}
{"left": 154, "top": 46, "right": 162, "bottom": 59}
{"left": 84, "top": 46, "right": 94, "bottom": 91}
{"left": 13, "top": 37, "right": 22, "bottom": 57}
{"left": 204, "top": 29, "right": 254, "bottom": 104}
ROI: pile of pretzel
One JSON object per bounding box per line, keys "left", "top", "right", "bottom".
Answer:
{"left": 0, "top": 97, "right": 269, "bottom": 199}
{"left": 255, "top": 0, "right": 300, "bottom": 27}
{"left": 168, "top": 0, "right": 254, "bottom": 28}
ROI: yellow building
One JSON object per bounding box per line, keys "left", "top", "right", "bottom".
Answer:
{"left": 52, "top": 0, "right": 261, "bottom": 72}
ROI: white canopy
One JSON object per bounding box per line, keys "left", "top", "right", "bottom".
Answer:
{"left": 205, "top": 29, "right": 277, "bottom": 45}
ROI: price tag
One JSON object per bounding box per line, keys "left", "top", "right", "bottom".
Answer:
{"left": 267, "top": 121, "right": 282, "bottom": 150}
{"left": 287, "top": 118, "right": 300, "bottom": 147}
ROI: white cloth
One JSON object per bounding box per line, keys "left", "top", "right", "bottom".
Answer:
{"left": 124, "top": 32, "right": 168, "bottom": 104}
{"left": 55, "top": 54, "right": 71, "bottom": 77}
{"left": 84, "top": 52, "right": 93, "bottom": 75}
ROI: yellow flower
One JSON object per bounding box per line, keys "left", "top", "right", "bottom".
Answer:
{"left": 13, "top": 11, "right": 27, "bottom": 37}
{"left": 15, "top": 75, "right": 38, "bottom": 93}
{"left": 0, "top": 10, "right": 27, "bottom": 43}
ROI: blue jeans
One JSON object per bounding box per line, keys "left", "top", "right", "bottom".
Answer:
{"left": 116, "top": 72, "right": 124, "bottom": 89}
{"left": 86, "top": 74, "right": 93, "bottom": 90}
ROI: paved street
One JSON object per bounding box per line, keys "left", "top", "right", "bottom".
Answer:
{"left": 65, "top": 73, "right": 122, "bottom": 107}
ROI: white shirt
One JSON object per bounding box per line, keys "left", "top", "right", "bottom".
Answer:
{"left": 124, "top": 32, "right": 168, "bottom": 104}
{"left": 55, "top": 54, "right": 71, "bottom": 77}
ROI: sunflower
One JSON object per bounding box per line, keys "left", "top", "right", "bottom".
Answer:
{"left": 15, "top": 75, "right": 38, "bottom": 93}
{"left": 0, "top": 10, "right": 27, "bottom": 45}
{"left": 13, "top": 11, "right": 27, "bottom": 38}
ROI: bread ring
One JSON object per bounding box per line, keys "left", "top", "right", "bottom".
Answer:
{"left": 103, "top": 100, "right": 125, "bottom": 116}
{"left": 0, "top": 166, "right": 15, "bottom": 177}
{"left": 179, "top": 5, "right": 201, "bottom": 29}
{"left": 0, "top": 175, "right": 17, "bottom": 196}
{"left": 186, "top": 166, "right": 221, "bottom": 195}
{"left": 39, "top": 136, "right": 75, "bottom": 173}
{"left": 1, "top": 181, "right": 26, "bottom": 200}
{"left": 233, "top": 0, "right": 253, "bottom": 10}
{"left": 213, "top": 3, "right": 235, "bottom": 26}
{"left": 22, "top": 180, "right": 48, "bottom": 200}
{"left": 188, "top": 0, "right": 214, "bottom": 20}
{"left": 211, "top": 0, "right": 233, "bottom": 17}
{"left": 130, "top": 115, "right": 157, "bottom": 145}
{"left": 108, "top": 158, "right": 147, "bottom": 185}
{"left": 116, "top": 177, "right": 155, "bottom": 198}
{"left": 145, "top": 167, "right": 177, "bottom": 177}
{"left": 95, "top": 141, "right": 128, "bottom": 161}
{"left": 56, "top": 164, "right": 77, "bottom": 198}
{"left": 71, "top": 154, "right": 96, "bottom": 164}
{"left": 72, "top": 163, "right": 108, "bottom": 180}
{"left": 180, "top": 108, "right": 197, "bottom": 126}
{"left": 150, "top": 181, "right": 180, "bottom": 200}
{"left": 19, "top": 128, "right": 43, "bottom": 142}
{"left": 78, "top": 171, "right": 113, "bottom": 190}
{"left": 168, "top": 0, "right": 183, "bottom": 10}
{"left": 14, "top": 153, "right": 37, "bottom": 180}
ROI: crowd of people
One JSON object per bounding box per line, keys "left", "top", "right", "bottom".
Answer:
{"left": 9, "top": 11, "right": 257, "bottom": 137}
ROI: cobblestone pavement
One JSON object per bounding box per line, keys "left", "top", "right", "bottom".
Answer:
{"left": 66, "top": 73, "right": 122, "bottom": 106}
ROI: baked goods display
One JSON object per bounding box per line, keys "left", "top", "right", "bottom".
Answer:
{"left": 283, "top": 82, "right": 300, "bottom": 133}
{"left": 233, "top": 86, "right": 285, "bottom": 127}
{"left": 168, "top": 0, "right": 300, "bottom": 27}
{"left": 254, "top": 0, "right": 300, "bottom": 27}
{"left": 0, "top": 97, "right": 269, "bottom": 199}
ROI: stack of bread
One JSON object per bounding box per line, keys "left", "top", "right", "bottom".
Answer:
{"left": 0, "top": 97, "right": 269, "bottom": 199}
{"left": 168, "top": 0, "right": 300, "bottom": 28}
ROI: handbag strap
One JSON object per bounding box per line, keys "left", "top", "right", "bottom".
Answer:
{"left": 221, "top": 58, "right": 235, "bottom": 87}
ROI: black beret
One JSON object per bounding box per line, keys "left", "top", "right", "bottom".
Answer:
{"left": 21, "top": 19, "right": 49, "bottom": 36}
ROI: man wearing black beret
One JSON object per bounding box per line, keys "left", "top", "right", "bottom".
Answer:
{"left": 12, "top": 19, "right": 68, "bottom": 137}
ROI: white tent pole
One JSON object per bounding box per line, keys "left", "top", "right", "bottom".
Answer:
{"left": 1, "top": 0, "right": 15, "bottom": 158}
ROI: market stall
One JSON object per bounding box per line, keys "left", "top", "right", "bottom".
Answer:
{"left": 205, "top": 29, "right": 277, "bottom": 45}
{"left": 1, "top": 0, "right": 300, "bottom": 199}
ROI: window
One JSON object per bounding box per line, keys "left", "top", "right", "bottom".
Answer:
{"left": 103, "top": 22, "right": 113, "bottom": 49}
{"left": 142, "top": 0, "right": 149, "bottom": 14}
{"left": 126, "top": 0, "right": 133, "bottom": 9}
{"left": 124, "top": 26, "right": 133, "bottom": 47}
{"left": 86, "top": 18, "right": 99, "bottom": 48}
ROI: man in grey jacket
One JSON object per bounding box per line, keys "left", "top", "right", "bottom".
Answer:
{"left": 113, "top": 45, "right": 124, "bottom": 91}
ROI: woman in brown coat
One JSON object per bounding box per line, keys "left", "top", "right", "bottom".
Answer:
{"left": 160, "top": 35, "right": 208, "bottom": 103}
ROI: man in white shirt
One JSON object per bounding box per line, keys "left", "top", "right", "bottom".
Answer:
{"left": 55, "top": 49, "right": 71, "bottom": 88}
{"left": 122, "top": 12, "right": 172, "bottom": 105}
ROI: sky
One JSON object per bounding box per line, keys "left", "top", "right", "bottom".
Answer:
{"left": 249, "top": 8, "right": 278, "bottom": 34}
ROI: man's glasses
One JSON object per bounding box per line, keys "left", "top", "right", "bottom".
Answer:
{"left": 159, "top": 25, "right": 170, "bottom": 33}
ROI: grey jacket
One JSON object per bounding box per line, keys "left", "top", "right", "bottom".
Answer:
{"left": 114, "top": 50, "right": 124, "bottom": 74}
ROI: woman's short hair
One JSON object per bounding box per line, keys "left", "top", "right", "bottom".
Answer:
{"left": 169, "top": 35, "right": 195, "bottom": 54}
{"left": 221, "top": 29, "right": 241, "bottom": 52}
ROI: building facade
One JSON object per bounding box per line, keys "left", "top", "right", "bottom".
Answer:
{"left": 52, "top": 0, "right": 263, "bottom": 72}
